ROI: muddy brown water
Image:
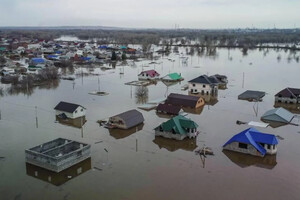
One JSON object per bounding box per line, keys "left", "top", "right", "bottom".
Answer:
{"left": 0, "top": 48, "right": 300, "bottom": 200}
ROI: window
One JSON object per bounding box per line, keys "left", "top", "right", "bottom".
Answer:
{"left": 201, "top": 90, "right": 204, "bottom": 95}
{"left": 159, "top": 126, "right": 163, "bottom": 132}
{"left": 75, "top": 110, "right": 77, "bottom": 113}
{"left": 195, "top": 89, "right": 197, "bottom": 92}
{"left": 203, "top": 85, "right": 206, "bottom": 88}
{"left": 172, "top": 128, "right": 176, "bottom": 134}
{"left": 81, "top": 109, "right": 83, "bottom": 112}
{"left": 260, "top": 143, "right": 265, "bottom": 147}
{"left": 193, "top": 84, "right": 195, "bottom": 87}
{"left": 191, "top": 89, "right": 193, "bottom": 93}
{"left": 238, "top": 143, "right": 248, "bottom": 149}
{"left": 267, "top": 144, "right": 271, "bottom": 149}
{"left": 273, "top": 145, "right": 276, "bottom": 150}
{"left": 206, "top": 91, "right": 209, "bottom": 95}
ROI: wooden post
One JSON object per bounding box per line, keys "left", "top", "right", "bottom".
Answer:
{"left": 242, "top": 72, "right": 245, "bottom": 88}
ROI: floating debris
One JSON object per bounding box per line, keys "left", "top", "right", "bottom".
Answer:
{"left": 125, "top": 80, "right": 152, "bottom": 86}
{"left": 93, "top": 167, "right": 102, "bottom": 171}
{"left": 95, "top": 141, "right": 103, "bottom": 144}
{"left": 276, "top": 135, "right": 285, "bottom": 140}
{"left": 195, "top": 147, "right": 214, "bottom": 156}
{"left": 236, "top": 120, "right": 247, "bottom": 125}
{"left": 181, "top": 84, "right": 188, "bottom": 91}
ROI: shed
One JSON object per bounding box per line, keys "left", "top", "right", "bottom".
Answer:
{"left": 54, "top": 101, "right": 86, "bottom": 119}
{"left": 154, "top": 115, "right": 199, "bottom": 140}
{"left": 223, "top": 128, "right": 278, "bottom": 157}
{"left": 261, "top": 107, "right": 295, "bottom": 124}
{"left": 156, "top": 103, "right": 182, "bottom": 115}
{"left": 108, "top": 109, "right": 144, "bottom": 129}
{"left": 238, "top": 90, "right": 266, "bottom": 101}
{"left": 165, "top": 93, "right": 205, "bottom": 108}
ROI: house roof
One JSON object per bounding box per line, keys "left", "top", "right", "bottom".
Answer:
{"left": 112, "top": 109, "right": 144, "bottom": 129}
{"left": 275, "top": 87, "right": 300, "bottom": 98}
{"left": 54, "top": 101, "right": 84, "bottom": 113}
{"left": 156, "top": 103, "right": 181, "bottom": 115}
{"left": 155, "top": 115, "right": 198, "bottom": 135}
{"left": 166, "top": 93, "right": 202, "bottom": 108}
{"left": 163, "top": 73, "right": 182, "bottom": 80}
{"left": 223, "top": 128, "right": 278, "bottom": 156}
{"left": 139, "top": 70, "right": 160, "bottom": 77}
{"left": 238, "top": 90, "right": 266, "bottom": 101}
{"left": 261, "top": 107, "right": 295, "bottom": 123}
{"left": 32, "top": 58, "right": 45, "bottom": 64}
{"left": 188, "top": 75, "right": 220, "bottom": 85}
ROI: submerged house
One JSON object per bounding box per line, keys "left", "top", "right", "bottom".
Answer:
{"left": 54, "top": 101, "right": 86, "bottom": 119}
{"left": 238, "top": 90, "right": 266, "bottom": 101}
{"left": 165, "top": 93, "right": 205, "bottom": 109}
{"left": 138, "top": 69, "right": 160, "bottom": 80}
{"left": 154, "top": 115, "right": 199, "bottom": 140}
{"left": 188, "top": 75, "right": 219, "bottom": 95}
{"left": 108, "top": 109, "right": 144, "bottom": 129}
{"left": 261, "top": 107, "right": 295, "bottom": 124}
{"left": 223, "top": 128, "right": 278, "bottom": 157}
{"left": 25, "top": 138, "right": 91, "bottom": 172}
{"left": 275, "top": 87, "right": 300, "bottom": 104}
{"left": 161, "top": 73, "right": 183, "bottom": 82}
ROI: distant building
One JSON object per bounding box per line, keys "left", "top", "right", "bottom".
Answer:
{"left": 54, "top": 101, "right": 86, "bottom": 119}
{"left": 154, "top": 115, "right": 199, "bottom": 140}
{"left": 223, "top": 128, "right": 278, "bottom": 157}
{"left": 238, "top": 90, "right": 266, "bottom": 101}
{"left": 138, "top": 70, "right": 160, "bottom": 80}
{"left": 188, "top": 75, "right": 219, "bottom": 95}
{"left": 165, "top": 93, "right": 205, "bottom": 109}
{"left": 108, "top": 109, "right": 144, "bottom": 129}
{"left": 25, "top": 138, "right": 91, "bottom": 172}
{"left": 275, "top": 87, "right": 300, "bottom": 104}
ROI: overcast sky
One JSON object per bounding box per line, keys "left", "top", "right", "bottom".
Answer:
{"left": 0, "top": 0, "right": 299, "bottom": 28}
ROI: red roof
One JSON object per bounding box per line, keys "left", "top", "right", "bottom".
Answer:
{"left": 140, "top": 70, "right": 160, "bottom": 78}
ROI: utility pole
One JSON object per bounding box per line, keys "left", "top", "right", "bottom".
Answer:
{"left": 35, "top": 106, "right": 38, "bottom": 128}
{"left": 242, "top": 72, "right": 245, "bottom": 88}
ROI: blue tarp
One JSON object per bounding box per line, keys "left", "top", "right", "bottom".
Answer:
{"left": 32, "top": 58, "right": 45, "bottom": 64}
{"left": 81, "top": 57, "right": 91, "bottom": 61}
{"left": 56, "top": 51, "right": 62, "bottom": 54}
{"left": 223, "top": 128, "right": 278, "bottom": 156}
{"left": 47, "top": 55, "right": 58, "bottom": 59}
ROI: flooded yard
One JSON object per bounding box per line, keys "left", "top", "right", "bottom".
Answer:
{"left": 1, "top": 48, "right": 300, "bottom": 200}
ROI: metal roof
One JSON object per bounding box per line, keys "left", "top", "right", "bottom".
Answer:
{"left": 166, "top": 93, "right": 202, "bottom": 108}
{"left": 275, "top": 87, "right": 300, "bottom": 98}
{"left": 238, "top": 90, "right": 266, "bottom": 101}
{"left": 261, "top": 107, "right": 295, "bottom": 123}
{"left": 113, "top": 109, "right": 144, "bottom": 129}
{"left": 54, "top": 101, "right": 84, "bottom": 113}
{"left": 188, "top": 75, "right": 220, "bottom": 85}
{"left": 223, "top": 128, "right": 278, "bottom": 156}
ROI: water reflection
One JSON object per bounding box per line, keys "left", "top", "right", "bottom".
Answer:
{"left": 135, "top": 86, "right": 149, "bottom": 104}
{"left": 274, "top": 102, "right": 300, "bottom": 114}
{"left": 182, "top": 106, "right": 204, "bottom": 115}
{"left": 26, "top": 158, "right": 92, "bottom": 186}
{"left": 153, "top": 137, "right": 197, "bottom": 152}
{"left": 189, "top": 92, "right": 218, "bottom": 106}
{"left": 56, "top": 116, "right": 87, "bottom": 129}
{"left": 223, "top": 150, "right": 277, "bottom": 169}
{"left": 109, "top": 123, "right": 144, "bottom": 139}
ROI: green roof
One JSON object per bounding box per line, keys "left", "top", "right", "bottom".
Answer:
{"left": 168, "top": 73, "right": 182, "bottom": 80}
{"left": 0, "top": 47, "right": 6, "bottom": 51}
{"left": 155, "top": 115, "right": 198, "bottom": 135}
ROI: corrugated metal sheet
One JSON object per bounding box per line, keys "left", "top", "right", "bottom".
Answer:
{"left": 261, "top": 107, "right": 294, "bottom": 123}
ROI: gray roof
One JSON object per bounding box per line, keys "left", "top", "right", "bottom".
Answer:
{"left": 188, "top": 75, "right": 220, "bottom": 85}
{"left": 113, "top": 109, "right": 144, "bottom": 128}
{"left": 261, "top": 107, "right": 295, "bottom": 123}
{"left": 238, "top": 90, "right": 266, "bottom": 101}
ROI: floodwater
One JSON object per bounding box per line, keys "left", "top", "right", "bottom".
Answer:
{"left": 1, "top": 48, "right": 300, "bottom": 200}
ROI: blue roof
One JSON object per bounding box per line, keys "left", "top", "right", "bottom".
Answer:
{"left": 47, "top": 55, "right": 58, "bottom": 59}
{"left": 223, "top": 128, "right": 278, "bottom": 156}
{"left": 32, "top": 58, "right": 45, "bottom": 64}
{"left": 99, "top": 45, "right": 108, "bottom": 49}
{"left": 56, "top": 51, "right": 62, "bottom": 54}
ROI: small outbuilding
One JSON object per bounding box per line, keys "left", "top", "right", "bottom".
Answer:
{"left": 238, "top": 90, "right": 266, "bottom": 101}
{"left": 108, "top": 109, "right": 144, "bottom": 129}
{"left": 161, "top": 73, "right": 183, "bottom": 82}
{"left": 261, "top": 107, "right": 295, "bottom": 124}
{"left": 165, "top": 93, "right": 205, "bottom": 109}
{"left": 154, "top": 115, "right": 199, "bottom": 140}
{"left": 223, "top": 128, "right": 278, "bottom": 157}
{"left": 54, "top": 101, "right": 86, "bottom": 119}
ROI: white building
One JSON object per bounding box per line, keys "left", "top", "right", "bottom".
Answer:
{"left": 188, "top": 75, "right": 219, "bottom": 95}
{"left": 54, "top": 101, "right": 86, "bottom": 119}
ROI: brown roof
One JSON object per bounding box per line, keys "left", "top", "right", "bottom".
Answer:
{"left": 166, "top": 93, "right": 201, "bottom": 108}
{"left": 275, "top": 88, "right": 300, "bottom": 98}
{"left": 156, "top": 103, "right": 181, "bottom": 115}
